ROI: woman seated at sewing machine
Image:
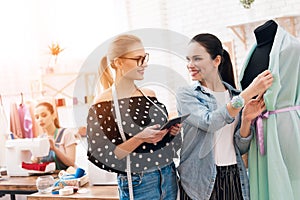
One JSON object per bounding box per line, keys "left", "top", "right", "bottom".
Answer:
{"left": 31, "top": 102, "right": 78, "bottom": 170}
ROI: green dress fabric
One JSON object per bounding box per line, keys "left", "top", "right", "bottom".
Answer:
{"left": 239, "top": 26, "right": 300, "bottom": 200}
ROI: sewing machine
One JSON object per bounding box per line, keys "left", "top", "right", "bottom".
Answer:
{"left": 5, "top": 137, "right": 55, "bottom": 176}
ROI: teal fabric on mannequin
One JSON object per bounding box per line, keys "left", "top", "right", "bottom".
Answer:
{"left": 239, "top": 26, "right": 300, "bottom": 200}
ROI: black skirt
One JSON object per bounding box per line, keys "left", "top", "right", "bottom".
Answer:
{"left": 180, "top": 164, "right": 243, "bottom": 200}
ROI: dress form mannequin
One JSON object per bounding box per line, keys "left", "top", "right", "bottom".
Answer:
{"left": 240, "top": 20, "right": 278, "bottom": 89}
{"left": 241, "top": 20, "right": 300, "bottom": 200}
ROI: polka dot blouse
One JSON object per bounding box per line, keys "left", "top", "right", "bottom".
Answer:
{"left": 87, "top": 96, "right": 181, "bottom": 174}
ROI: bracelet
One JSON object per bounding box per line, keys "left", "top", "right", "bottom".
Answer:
{"left": 230, "top": 95, "right": 245, "bottom": 109}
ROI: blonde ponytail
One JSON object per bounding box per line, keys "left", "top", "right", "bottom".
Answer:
{"left": 98, "top": 34, "right": 142, "bottom": 90}
{"left": 99, "top": 56, "right": 114, "bottom": 90}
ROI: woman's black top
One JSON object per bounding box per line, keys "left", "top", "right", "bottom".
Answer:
{"left": 87, "top": 96, "right": 181, "bottom": 174}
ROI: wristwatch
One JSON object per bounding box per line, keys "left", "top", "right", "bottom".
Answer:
{"left": 230, "top": 95, "right": 245, "bottom": 109}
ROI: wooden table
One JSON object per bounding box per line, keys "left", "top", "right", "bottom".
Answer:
{"left": 27, "top": 185, "right": 119, "bottom": 200}
{"left": 0, "top": 174, "right": 119, "bottom": 200}
{"left": 0, "top": 175, "right": 38, "bottom": 200}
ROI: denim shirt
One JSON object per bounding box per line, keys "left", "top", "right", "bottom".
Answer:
{"left": 176, "top": 81, "right": 253, "bottom": 200}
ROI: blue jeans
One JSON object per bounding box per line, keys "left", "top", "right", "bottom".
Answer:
{"left": 117, "top": 162, "right": 178, "bottom": 200}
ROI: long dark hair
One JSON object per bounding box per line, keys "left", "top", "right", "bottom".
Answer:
{"left": 190, "top": 33, "right": 236, "bottom": 89}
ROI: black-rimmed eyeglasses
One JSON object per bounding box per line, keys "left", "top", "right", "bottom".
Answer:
{"left": 119, "top": 53, "right": 149, "bottom": 66}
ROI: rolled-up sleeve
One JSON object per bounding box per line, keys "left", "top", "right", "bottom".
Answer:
{"left": 234, "top": 125, "right": 254, "bottom": 155}
{"left": 176, "top": 86, "right": 235, "bottom": 134}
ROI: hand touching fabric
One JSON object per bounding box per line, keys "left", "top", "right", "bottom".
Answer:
{"left": 242, "top": 96, "right": 266, "bottom": 122}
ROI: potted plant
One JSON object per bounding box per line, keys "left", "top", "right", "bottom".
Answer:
{"left": 240, "top": 0, "right": 255, "bottom": 8}
{"left": 47, "top": 42, "right": 64, "bottom": 73}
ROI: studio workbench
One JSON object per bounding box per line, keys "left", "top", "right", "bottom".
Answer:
{"left": 0, "top": 174, "right": 119, "bottom": 200}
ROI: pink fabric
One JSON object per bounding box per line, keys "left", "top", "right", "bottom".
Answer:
{"left": 18, "top": 104, "right": 26, "bottom": 138}
{"left": 23, "top": 106, "right": 33, "bottom": 138}
{"left": 256, "top": 105, "right": 300, "bottom": 155}
{"left": 10, "top": 103, "right": 23, "bottom": 138}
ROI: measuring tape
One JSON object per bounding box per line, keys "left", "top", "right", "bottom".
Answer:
{"left": 112, "top": 84, "right": 134, "bottom": 200}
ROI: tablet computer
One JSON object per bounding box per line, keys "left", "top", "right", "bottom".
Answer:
{"left": 160, "top": 113, "right": 190, "bottom": 130}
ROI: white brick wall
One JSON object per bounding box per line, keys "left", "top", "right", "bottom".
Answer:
{"left": 121, "top": 0, "right": 300, "bottom": 113}
{"left": 125, "top": 0, "right": 300, "bottom": 84}
{"left": 1, "top": 0, "right": 300, "bottom": 116}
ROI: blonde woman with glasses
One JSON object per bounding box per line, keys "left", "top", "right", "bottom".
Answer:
{"left": 87, "top": 34, "right": 181, "bottom": 200}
